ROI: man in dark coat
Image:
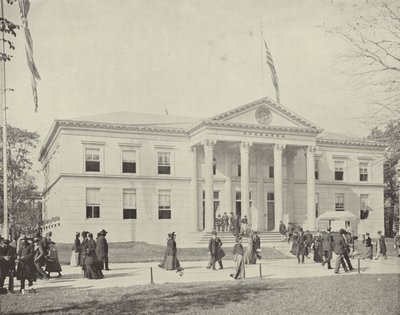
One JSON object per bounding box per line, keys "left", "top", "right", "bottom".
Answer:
{"left": 375, "top": 230, "right": 387, "bottom": 260}
{"left": 304, "top": 230, "right": 313, "bottom": 258}
{"left": 34, "top": 232, "right": 51, "bottom": 279}
{"left": 0, "top": 239, "right": 17, "bottom": 292}
{"left": 321, "top": 228, "right": 334, "bottom": 269}
{"left": 79, "top": 231, "right": 88, "bottom": 276}
{"left": 96, "top": 229, "right": 110, "bottom": 271}
{"left": 207, "top": 231, "right": 223, "bottom": 270}
{"left": 340, "top": 229, "right": 353, "bottom": 271}
{"left": 333, "top": 230, "right": 348, "bottom": 274}
{"left": 295, "top": 228, "right": 307, "bottom": 263}
{"left": 279, "top": 221, "right": 286, "bottom": 242}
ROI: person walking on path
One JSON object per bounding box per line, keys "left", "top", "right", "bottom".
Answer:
{"left": 333, "top": 231, "right": 348, "bottom": 274}
{"left": 339, "top": 229, "right": 353, "bottom": 271}
{"left": 312, "top": 231, "right": 324, "bottom": 263}
{"left": 0, "top": 239, "right": 17, "bottom": 293}
{"left": 295, "top": 228, "right": 307, "bottom": 264}
{"left": 304, "top": 230, "right": 313, "bottom": 258}
{"left": 244, "top": 232, "right": 257, "bottom": 264}
{"left": 70, "top": 232, "right": 81, "bottom": 267}
{"left": 363, "top": 233, "right": 373, "bottom": 259}
{"left": 321, "top": 228, "right": 334, "bottom": 269}
{"left": 207, "top": 231, "right": 224, "bottom": 270}
{"left": 45, "top": 241, "right": 62, "bottom": 278}
{"left": 374, "top": 230, "right": 387, "bottom": 260}
{"left": 34, "top": 232, "right": 51, "bottom": 280}
{"left": 164, "top": 232, "right": 184, "bottom": 274}
{"left": 279, "top": 221, "right": 286, "bottom": 242}
{"left": 16, "top": 236, "right": 37, "bottom": 294}
{"left": 230, "top": 236, "right": 245, "bottom": 280}
{"left": 84, "top": 233, "right": 103, "bottom": 279}
{"left": 79, "top": 231, "right": 88, "bottom": 276}
{"left": 96, "top": 229, "right": 110, "bottom": 271}
{"left": 394, "top": 231, "right": 400, "bottom": 257}
{"left": 158, "top": 233, "right": 172, "bottom": 269}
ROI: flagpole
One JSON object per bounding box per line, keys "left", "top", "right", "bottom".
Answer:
{"left": 0, "top": 0, "right": 8, "bottom": 239}
{"left": 260, "top": 23, "right": 264, "bottom": 98}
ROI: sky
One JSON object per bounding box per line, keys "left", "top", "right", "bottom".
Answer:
{"left": 3, "top": 0, "right": 384, "bottom": 163}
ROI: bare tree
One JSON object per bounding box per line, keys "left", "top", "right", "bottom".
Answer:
{"left": 328, "top": 1, "right": 400, "bottom": 125}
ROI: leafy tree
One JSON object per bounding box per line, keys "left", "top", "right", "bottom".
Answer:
{"left": 327, "top": 0, "right": 400, "bottom": 125}
{"left": 0, "top": 125, "right": 40, "bottom": 236}
{"left": 368, "top": 121, "right": 400, "bottom": 236}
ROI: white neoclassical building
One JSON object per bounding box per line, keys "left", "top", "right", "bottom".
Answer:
{"left": 39, "top": 98, "right": 386, "bottom": 243}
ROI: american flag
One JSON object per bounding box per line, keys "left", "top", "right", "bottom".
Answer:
{"left": 18, "top": 0, "right": 41, "bottom": 112}
{"left": 263, "top": 39, "right": 280, "bottom": 103}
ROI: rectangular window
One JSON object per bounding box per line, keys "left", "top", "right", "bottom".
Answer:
{"left": 335, "top": 193, "right": 344, "bottom": 211}
{"left": 315, "top": 193, "right": 319, "bottom": 218}
{"left": 213, "top": 159, "right": 217, "bottom": 176}
{"left": 359, "top": 162, "right": 368, "bottom": 182}
{"left": 86, "top": 188, "right": 100, "bottom": 218}
{"left": 158, "top": 152, "right": 171, "bottom": 175}
{"left": 122, "top": 150, "right": 136, "bottom": 174}
{"left": 360, "top": 194, "right": 369, "bottom": 219}
{"left": 269, "top": 166, "right": 274, "bottom": 178}
{"left": 85, "top": 148, "right": 100, "bottom": 172}
{"left": 334, "top": 161, "right": 344, "bottom": 181}
{"left": 238, "top": 164, "right": 241, "bottom": 177}
{"left": 123, "top": 189, "right": 137, "bottom": 219}
{"left": 267, "top": 192, "right": 274, "bottom": 201}
{"left": 158, "top": 190, "right": 171, "bottom": 219}
{"left": 236, "top": 191, "right": 241, "bottom": 201}
{"left": 315, "top": 160, "right": 319, "bottom": 180}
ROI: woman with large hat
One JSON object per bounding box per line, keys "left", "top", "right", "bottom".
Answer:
{"left": 164, "top": 232, "right": 184, "bottom": 274}
{"left": 230, "top": 235, "right": 245, "bottom": 280}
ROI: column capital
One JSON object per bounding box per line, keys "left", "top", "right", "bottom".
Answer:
{"left": 304, "top": 145, "right": 316, "bottom": 156}
{"left": 202, "top": 139, "right": 216, "bottom": 148}
{"left": 273, "top": 143, "right": 286, "bottom": 153}
{"left": 240, "top": 141, "right": 253, "bottom": 152}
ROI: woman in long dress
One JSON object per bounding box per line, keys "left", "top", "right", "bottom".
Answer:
{"left": 364, "top": 233, "right": 373, "bottom": 259}
{"left": 158, "top": 233, "right": 172, "bottom": 269}
{"left": 45, "top": 241, "right": 62, "bottom": 277}
{"left": 230, "top": 236, "right": 245, "bottom": 280}
{"left": 70, "top": 232, "right": 80, "bottom": 266}
{"left": 312, "top": 232, "right": 324, "bottom": 263}
{"left": 164, "top": 232, "right": 184, "bottom": 273}
{"left": 244, "top": 233, "right": 257, "bottom": 264}
{"left": 84, "top": 233, "right": 103, "bottom": 279}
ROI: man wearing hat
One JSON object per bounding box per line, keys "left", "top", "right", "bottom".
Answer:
{"left": 96, "top": 229, "right": 110, "bottom": 271}
{"left": 375, "top": 230, "right": 387, "bottom": 260}
{"left": 34, "top": 232, "right": 52, "bottom": 280}
{"left": 206, "top": 231, "right": 223, "bottom": 270}
{"left": 0, "top": 239, "right": 17, "bottom": 292}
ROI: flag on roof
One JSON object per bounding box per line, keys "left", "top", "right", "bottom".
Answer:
{"left": 18, "top": 0, "right": 40, "bottom": 112}
{"left": 263, "top": 38, "right": 280, "bottom": 103}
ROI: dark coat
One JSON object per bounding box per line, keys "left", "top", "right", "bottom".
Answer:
{"left": 233, "top": 243, "right": 244, "bottom": 256}
{"left": 208, "top": 238, "right": 217, "bottom": 256}
{"left": 279, "top": 223, "right": 286, "bottom": 235}
{"left": 295, "top": 233, "right": 307, "bottom": 254}
{"left": 333, "top": 235, "right": 347, "bottom": 255}
{"left": 305, "top": 233, "right": 313, "bottom": 246}
{"left": 96, "top": 235, "right": 109, "bottom": 262}
{"left": 166, "top": 239, "right": 177, "bottom": 256}
{"left": 35, "top": 237, "right": 50, "bottom": 266}
{"left": 365, "top": 237, "right": 372, "bottom": 247}
{"left": 378, "top": 236, "right": 387, "bottom": 255}
{"left": 72, "top": 237, "right": 81, "bottom": 252}
{"left": 79, "top": 238, "right": 88, "bottom": 266}
{"left": 16, "top": 242, "right": 36, "bottom": 280}
{"left": 253, "top": 235, "right": 261, "bottom": 250}
{"left": 322, "top": 233, "right": 334, "bottom": 252}
{"left": 84, "top": 239, "right": 98, "bottom": 265}
{"left": 0, "top": 245, "right": 17, "bottom": 274}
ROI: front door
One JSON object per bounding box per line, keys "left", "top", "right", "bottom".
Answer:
{"left": 266, "top": 192, "right": 275, "bottom": 231}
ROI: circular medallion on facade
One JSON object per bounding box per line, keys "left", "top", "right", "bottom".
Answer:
{"left": 255, "top": 107, "right": 272, "bottom": 125}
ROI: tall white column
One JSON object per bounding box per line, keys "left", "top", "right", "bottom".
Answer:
{"left": 224, "top": 150, "right": 232, "bottom": 214}
{"left": 274, "top": 144, "right": 285, "bottom": 231}
{"left": 191, "top": 146, "right": 199, "bottom": 230}
{"left": 306, "top": 145, "right": 316, "bottom": 230}
{"left": 203, "top": 139, "right": 215, "bottom": 231}
{"left": 240, "top": 142, "right": 252, "bottom": 221}
{"left": 256, "top": 151, "right": 265, "bottom": 231}
{"left": 286, "top": 150, "right": 296, "bottom": 225}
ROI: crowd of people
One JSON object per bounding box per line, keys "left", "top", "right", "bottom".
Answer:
{"left": 214, "top": 212, "right": 250, "bottom": 236}
{"left": 278, "top": 221, "right": 391, "bottom": 274}
{"left": 0, "top": 231, "right": 62, "bottom": 294}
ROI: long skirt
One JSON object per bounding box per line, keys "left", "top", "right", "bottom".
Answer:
{"left": 232, "top": 254, "right": 245, "bottom": 279}
{"left": 244, "top": 248, "right": 257, "bottom": 265}
{"left": 164, "top": 255, "right": 182, "bottom": 271}
{"left": 313, "top": 250, "right": 323, "bottom": 263}
{"left": 16, "top": 260, "right": 37, "bottom": 282}
{"left": 84, "top": 263, "right": 103, "bottom": 279}
{"left": 70, "top": 251, "right": 80, "bottom": 266}
{"left": 45, "top": 259, "right": 62, "bottom": 273}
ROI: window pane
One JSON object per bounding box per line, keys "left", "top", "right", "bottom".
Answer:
{"left": 123, "top": 162, "right": 136, "bottom": 173}
{"left": 86, "top": 206, "right": 93, "bottom": 218}
{"left": 158, "top": 210, "right": 171, "bottom": 219}
{"left": 335, "top": 171, "right": 343, "bottom": 181}
{"left": 94, "top": 206, "right": 100, "bottom": 218}
{"left": 86, "top": 148, "right": 100, "bottom": 161}
{"left": 158, "top": 165, "right": 170, "bottom": 174}
{"left": 267, "top": 192, "right": 274, "bottom": 201}
{"left": 236, "top": 191, "right": 241, "bottom": 200}
{"left": 269, "top": 166, "right": 274, "bottom": 178}
{"left": 123, "top": 209, "right": 137, "bottom": 219}
{"left": 86, "top": 188, "right": 100, "bottom": 204}
{"left": 86, "top": 161, "right": 100, "bottom": 172}
{"left": 213, "top": 191, "right": 219, "bottom": 200}
{"left": 123, "top": 150, "right": 136, "bottom": 162}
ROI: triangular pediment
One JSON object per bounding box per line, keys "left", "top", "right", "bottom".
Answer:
{"left": 209, "top": 97, "right": 320, "bottom": 130}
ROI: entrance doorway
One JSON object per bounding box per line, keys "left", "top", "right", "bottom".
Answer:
{"left": 264, "top": 192, "right": 275, "bottom": 231}
{"left": 235, "top": 191, "right": 241, "bottom": 217}
{"left": 202, "top": 191, "right": 220, "bottom": 230}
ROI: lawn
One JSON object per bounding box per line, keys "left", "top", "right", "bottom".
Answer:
{"left": 56, "top": 242, "right": 289, "bottom": 265}
{"left": 1, "top": 274, "right": 399, "bottom": 315}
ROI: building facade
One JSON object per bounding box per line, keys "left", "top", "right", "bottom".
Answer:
{"left": 39, "top": 98, "right": 386, "bottom": 244}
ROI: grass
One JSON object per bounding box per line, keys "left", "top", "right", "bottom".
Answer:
{"left": 1, "top": 274, "right": 399, "bottom": 314}
{"left": 56, "top": 242, "right": 289, "bottom": 265}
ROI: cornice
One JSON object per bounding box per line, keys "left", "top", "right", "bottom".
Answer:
{"left": 187, "top": 119, "right": 322, "bottom": 135}
{"left": 317, "top": 138, "right": 387, "bottom": 149}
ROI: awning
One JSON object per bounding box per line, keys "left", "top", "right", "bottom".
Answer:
{"left": 317, "top": 210, "right": 358, "bottom": 221}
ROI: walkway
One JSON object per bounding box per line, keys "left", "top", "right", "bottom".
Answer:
{"left": 26, "top": 257, "right": 400, "bottom": 292}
